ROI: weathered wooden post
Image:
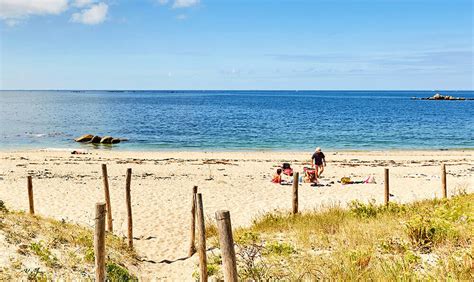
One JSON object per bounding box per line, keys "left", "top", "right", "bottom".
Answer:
{"left": 188, "top": 186, "right": 198, "bottom": 256}
{"left": 292, "top": 172, "right": 299, "bottom": 214}
{"left": 94, "top": 202, "right": 106, "bottom": 281}
{"left": 215, "top": 210, "right": 238, "bottom": 282}
{"left": 196, "top": 193, "right": 208, "bottom": 281}
{"left": 27, "top": 176, "right": 34, "bottom": 215}
{"left": 101, "top": 164, "right": 113, "bottom": 232}
{"left": 125, "top": 168, "right": 133, "bottom": 249}
{"left": 384, "top": 168, "right": 389, "bottom": 206}
{"left": 441, "top": 164, "right": 447, "bottom": 198}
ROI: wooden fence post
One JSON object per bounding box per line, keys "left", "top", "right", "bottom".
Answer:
{"left": 384, "top": 168, "right": 389, "bottom": 206}
{"left": 188, "top": 185, "right": 198, "bottom": 257}
{"left": 441, "top": 164, "right": 447, "bottom": 198}
{"left": 27, "top": 176, "right": 34, "bottom": 215}
{"left": 101, "top": 164, "right": 113, "bottom": 232}
{"left": 215, "top": 210, "right": 238, "bottom": 282}
{"left": 292, "top": 172, "right": 299, "bottom": 214}
{"left": 94, "top": 202, "right": 106, "bottom": 282}
{"left": 196, "top": 193, "right": 208, "bottom": 282}
{"left": 125, "top": 168, "right": 133, "bottom": 249}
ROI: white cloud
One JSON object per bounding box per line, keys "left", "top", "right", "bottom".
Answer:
{"left": 157, "top": 0, "right": 199, "bottom": 8}
{"left": 73, "top": 0, "right": 96, "bottom": 8}
{"left": 0, "top": 0, "right": 68, "bottom": 21}
{"left": 4, "top": 18, "right": 21, "bottom": 26}
{"left": 172, "top": 0, "right": 199, "bottom": 8}
{"left": 71, "top": 2, "right": 108, "bottom": 25}
{"left": 176, "top": 14, "right": 187, "bottom": 20}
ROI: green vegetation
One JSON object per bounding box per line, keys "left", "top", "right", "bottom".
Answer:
{"left": 0, "top": 200, "right": 7, "bottom": 212}
{"left": 106, "top": 262, "right": 137, "bottom": 281}
{"left": 29, "top": 242, "right": 59, "bottom": 268}
{"left": 201, "top": 193, "right": 473, "bottom": 280}
{"left": 0, "top": 204, "right": 139, "bottom": 280}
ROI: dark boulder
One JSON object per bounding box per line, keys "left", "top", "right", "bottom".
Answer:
{"left": 100, "top": 136, "right": 114, "bottom": 144}
{"left": 89, "top": 136, "right": 102, "bottom": 143}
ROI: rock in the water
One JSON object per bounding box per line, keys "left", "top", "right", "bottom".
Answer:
{"left": 75, "top": 134, "right": 94, "bottom": 142}
{"left": 100, "top": 136, "right": 114, "bottom": 144}
{"left": 413, "top": 93, "right": 471, "bottom": 101}
{"left": 111, "top": 138, "right": 121, "bottom": 144}
{"left": 89, "top": 136, "right": 102, "bottom": 143}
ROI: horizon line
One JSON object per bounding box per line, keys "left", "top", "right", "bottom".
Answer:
{"left": 1, "top": 89, "right": 473, "bottom": 92}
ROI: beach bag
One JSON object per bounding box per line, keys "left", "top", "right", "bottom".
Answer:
{"left": 341, "top": 177, "right": 351, "bottom": 184}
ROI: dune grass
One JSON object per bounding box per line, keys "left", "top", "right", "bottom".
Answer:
{"left": 0, "top": 201, "right": 139, "bottom": 280}
{"left": 202, "top": 193, "right": 473, "bottom": 280}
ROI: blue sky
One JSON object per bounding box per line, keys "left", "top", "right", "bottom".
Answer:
{"left": 0, "top": 0, "right": 472, "bottom": 90}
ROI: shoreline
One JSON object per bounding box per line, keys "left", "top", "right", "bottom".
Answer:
{"left": 1, "top": 147, "right": 474, "bottom": 154}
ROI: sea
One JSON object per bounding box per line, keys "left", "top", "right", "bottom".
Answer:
{"left": 0, "top": 90, "right": 473, "bottom": 151}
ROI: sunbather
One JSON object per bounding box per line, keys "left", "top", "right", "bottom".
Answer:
{"left": 271, "top": 168, "right": 282, "bottom": 184}
{"left": 303, "top": 167, "right": 317, "bottom": 183}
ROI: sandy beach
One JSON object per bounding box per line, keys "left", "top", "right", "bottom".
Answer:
{"left": 0, "top": 149, "right": 472, "bottom": 279}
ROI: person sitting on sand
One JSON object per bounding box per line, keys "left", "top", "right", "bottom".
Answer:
{"left": 303, "top": 167, "right": 317, "bottom": 183}
{"left": 311, "top": 147, "right": 326, "bottom": 178}
{"left": 271, "top": 168, "right": 282, "bottom": 184}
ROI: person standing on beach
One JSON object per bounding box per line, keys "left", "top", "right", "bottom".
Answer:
{"left": 312, "top": 147, "right": 326, "bottom": 178}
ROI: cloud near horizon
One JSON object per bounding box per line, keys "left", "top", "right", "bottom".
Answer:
{"left": 71, "top": 2, "right": 108, "bottom": 25}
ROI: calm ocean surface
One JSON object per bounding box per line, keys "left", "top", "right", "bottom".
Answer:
{"left": 0, "top": 90, "right": 473, "bottom": 151}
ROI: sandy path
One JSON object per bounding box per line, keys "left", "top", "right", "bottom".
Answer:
{"left": 0, "top": 150, "right": 472, "bottom": 279}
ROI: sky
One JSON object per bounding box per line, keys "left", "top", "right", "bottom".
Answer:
{"left": 0, "top": 0, "right": 472, "bottom": 90}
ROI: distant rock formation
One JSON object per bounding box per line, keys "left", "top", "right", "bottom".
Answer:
{"left": 411, "top": 93, "right": 473, "bottom": 101}
{"left": 75, "top": 134, "right": 127, "bottom": 144}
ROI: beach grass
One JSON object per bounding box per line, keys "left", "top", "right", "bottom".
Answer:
{"left": 0, "top": 201, "right": 138, "bottom": 280}
{"left": 202, "top": 193, "right": 473, "bottom": 280}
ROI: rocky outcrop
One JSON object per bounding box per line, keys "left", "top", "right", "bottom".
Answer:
{"left": 411, "top": 93, "right": 473, "bottom": 101}
{"left": 74, "top": 134, "right": 94, "bottom": 142}
{"left": 75, "top": 134, "right": 127, "bottom": 144}
{"left": 100, "top": 136, "right": 114, "bottom": 144}
{"left": 89, "top": 136, "right": 102, "bottom": 143}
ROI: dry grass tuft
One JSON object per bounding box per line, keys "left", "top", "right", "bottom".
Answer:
{"left": 0, "top": 207, "right": 139, "bottom": 280}
{"left": 201, "top": 193, "right": 474, "bottom": 280}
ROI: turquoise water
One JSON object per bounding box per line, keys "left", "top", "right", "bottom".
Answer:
{"left": 0, "top": 90, "right": 473, "bottom": 151}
